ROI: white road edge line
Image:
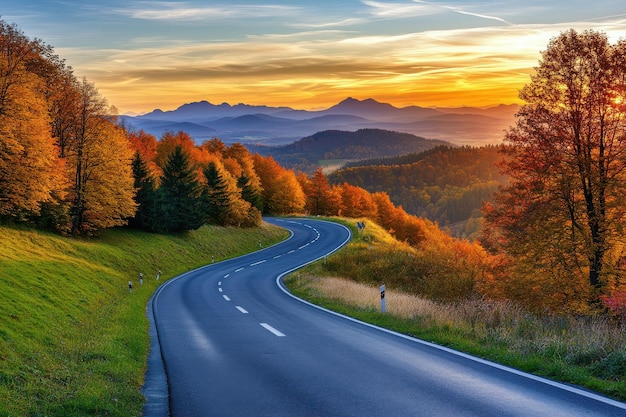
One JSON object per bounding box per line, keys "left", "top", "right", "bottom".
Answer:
{"left": 260, "top": 323, "right": 285, "bottom": 337}
{"left": 222, "top": 295, "right": 231, "bottom": 301}
{"left": 236, "top": 306, "right": 248, "bottom": 314}
{"left": 272, "top": 221, "right": 626, "bottom": 412}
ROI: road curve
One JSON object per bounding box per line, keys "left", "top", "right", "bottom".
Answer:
{"left": 143, "top": 217, "right": 626, "bottom": 417}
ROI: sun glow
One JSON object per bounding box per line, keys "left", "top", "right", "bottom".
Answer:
{"left": 20, "top": 1, "right": 626, "bottom": 114}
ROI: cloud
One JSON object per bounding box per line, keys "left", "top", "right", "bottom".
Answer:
{"left": 114, "top": 2, "right": 300, "bottom": 21}
{"left": 291, "top": 18, "right": 367, "bottom": 29}
{"left": 362, "top": 0, "right": 441, "bottom": 18}
{"left": 445, "top": 7, "right": 513, "bottom": 25}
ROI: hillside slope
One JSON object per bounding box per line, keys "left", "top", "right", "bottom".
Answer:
{"left": 0, "top": 224, "right": 288, "bottom": 417}
{"left": 252, "top": 128, "right": 449, "bottom": 173}
{"left": 329, "top": 145, "right": 508, "bottom": 236}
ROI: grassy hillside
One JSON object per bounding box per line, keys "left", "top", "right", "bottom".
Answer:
{"left": 0, "top": 223, "right": 288, "bottom": 417}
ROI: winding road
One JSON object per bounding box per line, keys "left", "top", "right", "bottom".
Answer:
{"left": 143, "top": 217, "right": 626, "bottom": 417}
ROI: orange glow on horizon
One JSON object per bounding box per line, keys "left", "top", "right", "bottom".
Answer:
{"left": 66, "top": 17, "right": 625, "bottom": 114}
{"left": 98, "top": 68, "right": 530, "bottom": 114}
{"left": 71, "top": 24, "right": 545, "bottom": 114}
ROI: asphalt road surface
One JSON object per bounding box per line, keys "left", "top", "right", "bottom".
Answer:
{"left": 143, "top": 218, "right": 626, "bottom": 417}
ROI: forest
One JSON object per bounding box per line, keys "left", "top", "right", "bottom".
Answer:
{"left": 329, "top": 145, "right": 508, "bottom": 237}
{"left": 2, "top": 21, "right": 626, "bottom": 316}
{"left": 252, "top": 128, "right": 449, "bottom": 174}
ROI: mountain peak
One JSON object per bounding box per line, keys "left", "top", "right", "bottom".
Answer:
{"left": 324, "top": 97, "right": 399, "bottom": 119}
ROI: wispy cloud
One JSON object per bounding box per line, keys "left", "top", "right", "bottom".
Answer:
{"left": 114, "top": 2, "right": 300, "bottom": 21}
{"left": 292, "top": 18, "right": 367, "bottom": 29}
{"left": 363, "top": 0, "right": 513, "bottom": 25}
{"left": 445, "top": 7, "right": 513, "bottom": 25}
{"left": 362, "top": 0, "right": 441, "bottom": 18}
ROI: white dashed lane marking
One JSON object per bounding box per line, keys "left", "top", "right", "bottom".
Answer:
{"left": 260, "top": 323, "right": 286, "bottom": 337}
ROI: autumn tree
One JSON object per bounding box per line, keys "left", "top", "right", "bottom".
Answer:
{"left": 337, "top": 183, "right": 377, "bottom": 219}
{"left": 252, "top": 154, "right": 305, "bottom": 215}
{"left": 62, "top": 79, "right": 136, "bottom": 234}
{"left": 127, "top": 129, "right": 158, "bottom": 167}
{"left": 0, "top": 21, "right": 65, "bottom": 219}
{"left": 154, "top": 131, "right": 198, "bottom": 169}
{"left": 202, "top": 137, "right": 227, "bottom": 155}
{"left": 301, "top": 168, "right": 341, "bottom": 216}
{"left": 484, "top": 29, "right": 626, "bottom": 310}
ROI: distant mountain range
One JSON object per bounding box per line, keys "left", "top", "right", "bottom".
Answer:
{"left": 120, "top": 97, "right": 518, "bottom": 146}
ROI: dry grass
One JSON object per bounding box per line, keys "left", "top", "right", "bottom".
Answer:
{"left": 285, "top": 218, "right": 626, "bottom": 399}
{"left": 294, "top": 274, "right": 626, "bottom": 368}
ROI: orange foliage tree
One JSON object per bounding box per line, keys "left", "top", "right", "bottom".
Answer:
{"left": 336, "top": 183, "right": 377, "bottom": 219}
{"left": 154, "top": 131, "right": 199, "bottom": 169}
{"left": 127, "top": 130, "right": 158, "bottom": 166}
{"left": 252, "top": 154, "right": 305, "bottom": 215}
{"left": 484, "top": 30, "right": 626, "bottom": 312}
{"left": 300, "top": 168, "right": 341, "bottom": 216}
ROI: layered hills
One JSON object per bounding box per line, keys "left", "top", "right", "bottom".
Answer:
{"left": 328, "top": 145, "right": 509, "bottom": 238}
{"left": 251, "top": 128, "right": 449, "bottom": 174}
{"left": 121, "top": 97, "right": 517, "bottom": 147}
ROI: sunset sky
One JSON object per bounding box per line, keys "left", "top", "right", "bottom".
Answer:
{"left": 4, "top": 1, "right": 626, "bottom": 114}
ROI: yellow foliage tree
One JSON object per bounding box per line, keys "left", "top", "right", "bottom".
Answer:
{"left": 0, "top": 21, "right": 65, "bottom": 218}
{"left": 65, "top": 79, "right": 136, "bottom": 234}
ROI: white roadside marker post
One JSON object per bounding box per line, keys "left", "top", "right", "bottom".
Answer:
{"left": 380, "top": 284, "right": 386, "bottom": 313}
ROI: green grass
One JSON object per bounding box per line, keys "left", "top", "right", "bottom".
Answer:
{"left": 0, "top": 222, "right": 288, "bottom": 417}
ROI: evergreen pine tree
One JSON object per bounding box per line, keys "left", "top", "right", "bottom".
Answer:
{"left": 237, "top": 172, "right": 263, "bottom": 212}
{"left": 202, "top": 161, "right": 232, "bottom": 225}
{"left": 155, "top": 146, "right": 204, "bottom": 233}
{"left": 129, "top": 151, "right": 157, "bottom": 230}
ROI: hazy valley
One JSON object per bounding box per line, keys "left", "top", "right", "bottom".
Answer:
{"left": 121, "top": 97, "right": 518, "bottom": 147}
